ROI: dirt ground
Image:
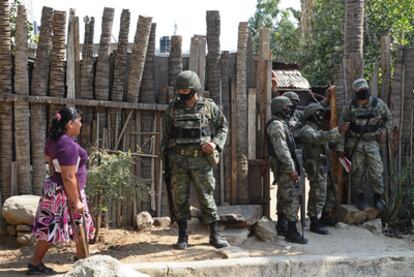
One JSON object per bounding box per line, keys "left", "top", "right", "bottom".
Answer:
{"left": 1, "top": 223, "right": 414, "bottom": 276}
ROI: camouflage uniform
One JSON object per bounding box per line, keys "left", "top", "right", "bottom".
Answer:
{"left": 337, "top": 97, "right": 392, "bottom": 197}
{"left": 161, "top": 96, "right": 228, "bottom": 223}
{"left": 267, "top": 115, "right": 299, "bottom": 222}
{"left": 300, "top": 122, "right": 339, "bottom": 217}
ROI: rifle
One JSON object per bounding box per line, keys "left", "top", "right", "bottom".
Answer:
{"left": 163, "top": 150, "right": 176, "bottom": 223}
{"left": 285, "top": 129, "right": 306, "bottom": 240}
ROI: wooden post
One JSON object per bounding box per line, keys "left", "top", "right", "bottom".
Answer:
{"left": 230, "top": 79, "right": 238, "bottom": 204}
{"left": 248, "top": 89, "right": 256, "bottom": 160}
{"left": 189, "top": 35, "right": 207, "bottom": 89}
{"left": 236, "top": 22, "right": 249, "bottom": 204}
{"left": 66, "top": 9, "right": 77, "bottom": 100}
{"left": 256, "top": 28, "right": 271, "bottom": 159}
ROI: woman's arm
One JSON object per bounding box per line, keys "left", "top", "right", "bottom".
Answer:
{"left": 61, "top": 165, "right": 83, "bottom": 212}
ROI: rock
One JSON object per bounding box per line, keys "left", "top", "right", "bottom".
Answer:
{"left": 216, "top": 246, "right": 250, "bottom": 259}
{"left": 2, "top": 195, "right": 40, "bottom": 225}
{"left": 332, "top": 204, "right": 379, "bottom": 225}
{"left": 16, "top": 224, "right": 32, "bottom": 232}
{"left": 6, "top": 225, "right": 16, "bottom": 236}
{"left": 253, "top": 217, "right": 278, "bottom": 242}
{"left": 336, "top": 222, "right": 350, "bottom": 229}
{"left": 153, "top": 217, "right": 171, "bottom": 227}
{"left": 218, "top": 205, "right": 262, "bottom": 227}
{"left": 221, "top": 227, "right": 250, "bottom": 246}
{"left": 136, "top": 212, "right": 153, "bottom": 231}
{"left": 16, "top": 232, "right": 34, "bottom": 245}
{"left": 64, "top": 255, "right": 149, "bottom": 277}
{"left": 363, "top": 219, "right": 383, "bottom": 235}
{"left": 190, "top": 206, "right": 201, "bottom": 218}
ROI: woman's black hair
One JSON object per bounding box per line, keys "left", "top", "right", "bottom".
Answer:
{"left": 48, "top": 107, "right": 80, "bottom": 140}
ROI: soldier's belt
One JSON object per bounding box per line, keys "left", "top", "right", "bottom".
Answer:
{"left": 173, "top": 147, "right": 205, "bottom": 157}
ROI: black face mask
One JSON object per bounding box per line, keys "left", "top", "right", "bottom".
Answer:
{"left": 355, "top": 89, "right": 370, "bottom": 100}
{"left": 311, "top": 109, "right": 325, "bottom": 125}
{"left": 177, "top": 90, "right": 196, "bottom": 101}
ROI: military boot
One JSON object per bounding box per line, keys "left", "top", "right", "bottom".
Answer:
{"left": 356, "top": 193, "right": 369, "bottom": 210}
{"left": 373, "top": 193, "right": 385, "bottom": 212}
{"left": 209, "top": 221, "right": 229, "bottom": 249}
{"left": 176, "top": 221, "right": 188, "bottom": 250}
{"left": 310, "top": 216, "right": 329, "bottom": 235}
{"left": 285, "top": 221, "right": 308, "bottom": 244}
{"left": 276, "top": 214, "right": 288, "bottom": 236}
{"left": 319, "top": 211, "right": 338, "bottom": 227}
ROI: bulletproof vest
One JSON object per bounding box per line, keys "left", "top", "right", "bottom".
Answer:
{"left": 170, "top": 97, "right": 212, "bottom": 145}
{"left": 348, "top": 97, "right": 382, "bottom": 135}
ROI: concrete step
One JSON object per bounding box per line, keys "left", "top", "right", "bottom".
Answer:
{"left": 131, "top": 251, "right": 414, "bottom": 277}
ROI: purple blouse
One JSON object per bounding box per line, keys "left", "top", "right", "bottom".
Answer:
{"left": 45, "top": 134, "right": 88, "bottom": 190}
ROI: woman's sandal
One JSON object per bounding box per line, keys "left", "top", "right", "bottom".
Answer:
{"left": 27, "top": 262, "right": 57, "bottom": 275}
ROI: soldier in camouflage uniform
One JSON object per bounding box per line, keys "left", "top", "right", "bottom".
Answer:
{"left": 300, "top": 103, "right": 349, "bottom": 234}
{"left": 337, "top": 79, "right": 392, "bottom": 211}
{"left": 267, "top": 96, "right": 308, "bottom": 244}
{"left": 161, "top": 70, "right": 229, "bottom": 249}
{"left": 282, "top": 91, "right": 305, "bottom": 134}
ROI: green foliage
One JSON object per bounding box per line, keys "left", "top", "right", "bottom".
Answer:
{"left": 248, "top": 0, "right": 414, "bottom": 87}
{"left": 86, "top": 148, "right": 145, "bottom": 211}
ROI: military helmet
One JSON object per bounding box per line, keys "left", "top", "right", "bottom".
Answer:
{"left": 282, "top": 91, "right": 300, "bottom": 102}
{"left": 304, "top": 103, "right": 325, "bottom": 120}
{"left": 175, "top": 70, "right": 202, "bottom": 91}
{"left": 271, "top": 96, "right": 292, "bottom": 114}
{"left": 352, "top": 78, "right": 369, "bottom": 92}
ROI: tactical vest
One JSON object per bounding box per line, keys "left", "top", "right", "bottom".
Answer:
{"left": 170, "top": 97, "right": 212, "bottom": 146}
{"left": 348, "top": 97, "right": 382, "bottom": 135}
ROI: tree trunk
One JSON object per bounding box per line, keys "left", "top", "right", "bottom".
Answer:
{"left": 30, "top": 7, "right": 53, "bottom": 194}
{"left": 14, "top": 5, "right": 31, "bottom": 194}
{"left": 168, "top": 35, "right": 183, "bottom": 88}
{"left": 110, "top": 10, "right": 130, "bottom": 149}
{"left": 0, "top": 0, "right": 14, "bottom": 201}
{"left": 80, "top": 16, "right": 95, "bottom": 149}
{"left": 49, "top": 10, "right": 66, "bottom": 123}
{"left": 344, "top": 0, "right": 364, "bottom": 101}
{"left": 95, "top": 7, "right": 114, "bottom": 101}
{"left": 127, "top": 15, "right": 152, "bottom": 103}
{"left": 206, "top": 10, "right": 221, "bottom": 104}
{"left": 140, "top": 23, "right": 156, "bottom": 180}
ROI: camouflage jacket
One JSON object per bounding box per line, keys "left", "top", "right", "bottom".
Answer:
{"left": 161, "top": 96, "right": 228, "bottom": 153}
{"left": 300, "top": 122, "right": 339, "bottom": 163}
{"left": 266, "top": 115, "right": 295, "bottom": 174}
{"left": 337, "top": 96, "right": 392, "bottom": 152}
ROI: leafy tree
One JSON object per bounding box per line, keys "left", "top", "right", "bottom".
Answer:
{"left": 86, "top": 148, "right": 145, "bottom": 241}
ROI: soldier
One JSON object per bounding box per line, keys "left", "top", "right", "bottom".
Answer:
{"left": 300, "top": 103, "right": 349, "bottom": 234}
{"left": 337, "top": 79, "right": 392, "bottom": 211}
{"left": 282, "top": 91, "right": 304, "bottom": 133}
{"left": 161, "top": 70, "right": 229, "bottom": 249}
{"left": 266, "top": 96, "right": 308, "bottom": 244}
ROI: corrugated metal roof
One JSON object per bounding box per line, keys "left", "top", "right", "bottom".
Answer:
{"left": 272, "top": 70, "right": 310, "bottom": 89}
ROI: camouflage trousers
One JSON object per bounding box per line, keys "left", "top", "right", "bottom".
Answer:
{"left": 347, "top": 140, "right": 384, "bottom": 195}
{"left": 170, "top": 152, "right": 219, "bottom": 223}
{"left": 307, "top": 167, "right": 328, "bottom": 217}
{"left": 274, "top": 172, "right": 300, "bottom": 222}
{"left": 322, "top": 175, "right": 336, "bottom": 214}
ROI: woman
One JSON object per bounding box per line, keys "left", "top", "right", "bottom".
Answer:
{"left": 28, "top": 107, "right": 94, "bottom": 275}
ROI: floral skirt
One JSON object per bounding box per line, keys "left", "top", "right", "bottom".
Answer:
{"left": 32, "top": 178, "right": 95, "bottom": 244}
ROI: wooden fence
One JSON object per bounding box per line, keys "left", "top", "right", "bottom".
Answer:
{"left": 0, "top": 3, "right": 273, "bottom": 227}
